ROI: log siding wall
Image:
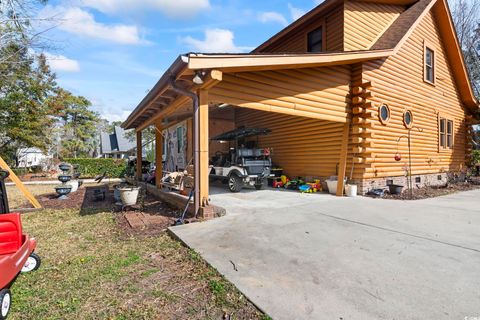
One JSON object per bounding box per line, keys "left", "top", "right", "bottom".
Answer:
{"left": 235, "top": 109, "right": 346, "bottom": 178}
{"left": 344, "top": 0, "right": 404, "bottom": 51}
{"left": 257, "top": 5, "right": 344, "bottom": 53}
{"left": 209, "top": 66, "right": 351, "bottom": 123}
{"left": 360, "top": 9, "right": 468, "bottom": 179}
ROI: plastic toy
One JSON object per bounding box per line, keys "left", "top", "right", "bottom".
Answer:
{"left": 271, "top": 177, "right": 284, "bottom": 188}
{"left": 0, "top": 170, "right": 41, "bottom": 319}
{"left": 299, "top": 184, "right": 312, "bottom": 193}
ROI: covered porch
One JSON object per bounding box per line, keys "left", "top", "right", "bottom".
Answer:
{"left": 122, "top": 52, "right": 383, "bottom": 217}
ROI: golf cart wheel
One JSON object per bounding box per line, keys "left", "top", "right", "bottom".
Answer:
{"left": 21, "top": 252, "right": 41, "bottom": 273}
{"left": 228, "top": 174, "right": 243, "bottom": 193}
{"left": 0, "top": 289, "right": 11, "bottom": 320}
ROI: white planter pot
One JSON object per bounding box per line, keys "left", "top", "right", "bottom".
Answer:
{"left": 345, "top": 184, "right": 357, "bottom": 197}
{"left": 118, "top": 187, "right": 140, "bottom": 206}
{"left": 66, "top": 180, "right": 79, "bottom": 193}
{"left": 325, "top": 180, "right": 338, "bottom": 195}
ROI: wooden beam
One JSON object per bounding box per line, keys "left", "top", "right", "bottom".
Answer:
{"left": 187, "top": 50, "right": 394, "bottom": 71}
{"left": 136, "top": 96, "right": 191, "bottom": 132}
{"left": 135, "top": 70, "right": 222, "bottom": 132}
{"left": 197, "top": 89, "right": 210, "bottom": 208}
{"left": 336, "top": 121, "right": 351, "bottom": 196}
{"left": 155, "top": 122, "right": 163, "bottom": 188}
{"left": 136, "top": 131, "right": 143, "bottom": 181}
{"left": 186, "top": 118, "right": 193, "bottom": 162}
{"left": 0, "top": 156, "right": 41, "bottom": 209}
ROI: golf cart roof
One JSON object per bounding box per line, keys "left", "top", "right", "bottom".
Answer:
{"left": 211, "top": 128, "right": 271, "bottom": 141}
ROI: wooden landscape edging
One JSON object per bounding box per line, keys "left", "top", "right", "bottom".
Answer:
{"left": 0, "top": 156, "right": 42, "bottom": 209}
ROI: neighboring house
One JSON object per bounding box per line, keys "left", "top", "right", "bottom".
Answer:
{"left": 123, "top": 0, "right": 479, "bottom": 215}
{"left": 17, "top": 148, "right": 52, "bottom": 170}
{"left": 99, "top": 126, "right": 135, "bottom": 159}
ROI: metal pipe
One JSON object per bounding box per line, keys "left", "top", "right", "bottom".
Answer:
{"left": 168, "top": 76, "right": 200, "bottom": 216}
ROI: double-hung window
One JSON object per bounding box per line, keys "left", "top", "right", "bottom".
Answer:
{"left": 424, "top": 44, "right": 435, "bottom": 84}
{"left": 439, "top": 116, "right": 453, "bottom": 150}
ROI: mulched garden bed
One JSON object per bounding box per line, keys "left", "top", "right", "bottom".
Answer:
{"left": 383, "top": 181, "right": 480, "bottom": 200}
{"left": 33, "top": 184, "right": 189, "bottom": 235}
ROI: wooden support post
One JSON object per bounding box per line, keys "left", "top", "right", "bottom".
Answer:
{"left": 197, "top": 89, "right": 209, "bottom": 208}
{"left": 186, "top": 118, "right": 193, "bottom": 163}
{"left": 336, "top": 121, "right": 351, "bottom": 196}
{"left": 0, "top": 156, "right": 41, "bottom": 209}
{"left": 155, "top": 123, "right": 163, "bottom": 188}
{"left": 136, "top": 130, "right": 143, "bottom": 181}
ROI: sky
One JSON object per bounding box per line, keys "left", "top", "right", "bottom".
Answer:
{"left": 34, "top": 0, "right": 324, "bottom": 123}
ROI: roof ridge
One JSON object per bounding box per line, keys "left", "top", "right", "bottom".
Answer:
{"left": 371, "top": 0, "right": 436, "bottom": 50}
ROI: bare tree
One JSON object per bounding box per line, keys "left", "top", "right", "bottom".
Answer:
{"left": 0, "top": 0, "right": 56, "bottom": 64}
{"left": 450, "top": 0, "right": 480, "bottom": 98}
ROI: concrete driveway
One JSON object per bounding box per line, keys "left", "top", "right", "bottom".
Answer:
{"left": 170, "top": 187, "right": 480, "bottom": 320}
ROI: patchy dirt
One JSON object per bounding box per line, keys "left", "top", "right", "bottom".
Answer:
{"left": 35, "top": 185, "right": 115, "bottom": 211}
{"left": 383, "top": 181, "right": 480, "bottom": 200}
{"left": 116, "top": 194, "right": 201, "bottom": 237}
{"left": 12, "top": 209, "right": 266, "bottom": 320}
{"left": 32, "top": 184, "right": 192, "bottom": 235}
{"left": 18, "top": 171, "right": 56, "bottom": 181}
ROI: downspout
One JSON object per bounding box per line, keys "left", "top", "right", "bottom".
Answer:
{"left": 168, "top": 75, "right": 200, "bottom": 216}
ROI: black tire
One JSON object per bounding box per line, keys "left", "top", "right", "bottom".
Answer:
{"left": 228, "top": 174, "right": 243, "bottom": 193}
{"left": 254, "top": 183, "right": 263, "bottom": 190}
{"left": 0, "top": 289, "right": 11, "bottom": 320}
{"left": 21, "top": 252, "right": 41, "bottom": 273}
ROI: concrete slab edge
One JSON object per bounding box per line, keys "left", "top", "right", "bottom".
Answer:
{"left": 166, "top": 226, "right": 272, "bottom": 319}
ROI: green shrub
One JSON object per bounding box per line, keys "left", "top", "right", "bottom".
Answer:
{"left": 473, "top": 150, "right": 480, "bottom": 165}
{"left": 63, "top": 158, "right": 126, "bottom": 178}
{"left": 12, "top": 168, "right": 29, "bottom": 176}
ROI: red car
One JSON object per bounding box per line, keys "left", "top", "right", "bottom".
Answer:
{"left": 0, "top": 171, "right": 41, "bottom": 319}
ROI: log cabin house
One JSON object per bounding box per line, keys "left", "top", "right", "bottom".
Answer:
{"left": 122, "top": 0, "right": 479, "bottom": 217}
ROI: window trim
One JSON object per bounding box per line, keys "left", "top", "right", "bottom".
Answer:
{"left": 306, "top": 21, "right": 326, "bottom": 53}
{"left": 378, "top": 104, "right": 391, "bottom": 125}
{"left": 403, "top": 109, "right": 413, "bottom": 128}
{"left": 423, "top": 41, "right": 436, "bottom": 85}
{"left": 446, "top": 119, "right": 453, "bottom": 148}
{"left": 438, "top": 113, "right": 454, "bottom": 152}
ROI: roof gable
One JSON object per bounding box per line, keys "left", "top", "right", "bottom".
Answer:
{"left": 373, "top": 0, "right": 478, "bottom": 109}
{"left": 371, "top": 0, "right": 435, "bottom": 50}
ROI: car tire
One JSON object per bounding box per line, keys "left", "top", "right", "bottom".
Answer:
{"left": 21, "top": 252, "right": 41, "bottom": 273}
{"left": 228, "top": 174, "right": 243, "bottom": 193}
{"left": 254, "top": 183, "right": 263, "bottom": 190}
{"left": 0, "top": 289, "right": 11, "bottom": 320}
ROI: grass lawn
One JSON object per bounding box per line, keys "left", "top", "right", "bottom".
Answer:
{"left": 9, "top": 207, "right": 268, "bottom": 319}
{"left": 6, "top": 184, "right": 54, "bottom": 209}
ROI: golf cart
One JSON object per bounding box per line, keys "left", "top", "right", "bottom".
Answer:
{"left": 210, "top": 127, "right": 273, "bottom": 192}
{"left": 0, "top": 170, "right": 41, "bottom": 319}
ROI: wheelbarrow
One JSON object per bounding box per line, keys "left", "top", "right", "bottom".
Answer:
{"left": 0, "top": 170, "right": 41, "bottom": 319}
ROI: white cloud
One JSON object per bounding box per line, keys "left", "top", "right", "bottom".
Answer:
{"left": 44, "top": 53, "right": 80, "bottom": 72}
{"left": 258, "top": 11, "right": 288, "bottom": 26}
{"left": 80, "top": 0, "right": 210, "bottom": 18}
{"left": 182, "top": 29, "right": 245, "bottom": 53}
{"left": 39, "top": 6, "right": 142, "bottom": 45}
{"left": 288, "top": 3, "right": 306, "bottom": 21}
{"left": 100, "top": 109, "right": 133, "bottom": 122}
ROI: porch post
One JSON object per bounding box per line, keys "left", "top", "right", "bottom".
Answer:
{"left": 186, "top": 118, "right": 193, "bottom": 163}
{"left": 195, "top": 89, "right": 209, "bottom": 210}
{"left": 136, "top": 130, "right": 142, "bottom": 181}
{"left": 155, "top": 122, "right": 163, "bottom": 187}
{"left": 336, "top": 121, "right": 351, "bottom": 196}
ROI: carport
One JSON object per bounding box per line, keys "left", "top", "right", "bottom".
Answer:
{"left": 122, "top": 51, "right": 390, "bottom": 217}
